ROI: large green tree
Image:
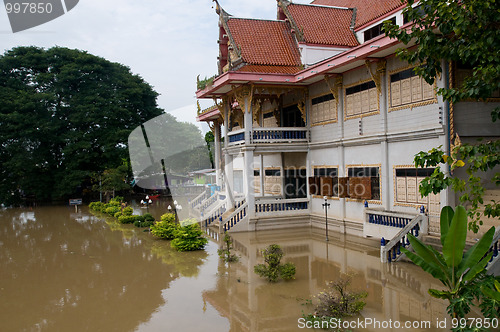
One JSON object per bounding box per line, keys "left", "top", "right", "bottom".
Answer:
{"left": 384, "top": 0, "right": 500, "bottom": 232}
{"left": 0, "top": 46, "right": 163, "bottom": 204}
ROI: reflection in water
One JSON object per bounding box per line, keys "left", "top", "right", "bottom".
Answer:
{"left": 0, "top": 206, "right": 448, "bottom": 331}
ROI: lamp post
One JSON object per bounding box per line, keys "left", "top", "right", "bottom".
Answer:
{"left": 322, "top": 196, "right": 330, "bottom": 241}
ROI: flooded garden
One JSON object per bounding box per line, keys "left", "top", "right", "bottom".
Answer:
{"left": 0, "top": 202, "right": 450, "bottom": 331}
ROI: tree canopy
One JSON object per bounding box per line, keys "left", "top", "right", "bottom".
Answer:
{"left": 0, "top": 46, "right": 164, "bottom": 204}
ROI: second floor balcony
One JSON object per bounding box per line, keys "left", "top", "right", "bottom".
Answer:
{"left": 227, "top": 127, "right": 309, "bottom": 147}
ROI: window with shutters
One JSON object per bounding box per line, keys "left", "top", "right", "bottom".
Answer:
{"left": 309, "top": 167, "right": 338, "bottom": 197}
{"left": 389, "top": 67, "right": 435, "bottom": 109}
{"left": 264, "top": 168, "right": 281, "bottom": 195}
{"left": 345, "top": 80, "right": 378, "bottom": 119}
{"left": 347, "top": 167, "right": 380, "bottom": 200}
{"left": 395, "top": 168, "right": 435, "bottom": 204}
{"left": 311, "top": 93, "right": 337, "bottom": 125}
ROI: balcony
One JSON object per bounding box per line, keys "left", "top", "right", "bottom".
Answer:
{"left": 227, "top": 127, "right": 309, "bottom": 147}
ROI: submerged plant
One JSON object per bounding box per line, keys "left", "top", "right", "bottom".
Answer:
{"left": 171, "top": 223, "right": 208, "bottom": 252}
{"left": 217, "top": 233, "right": 238, "bottom": 263}
{"left": 254, "top": 244, "right": 296, "bottom": 282}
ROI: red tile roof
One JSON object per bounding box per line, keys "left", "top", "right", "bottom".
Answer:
{"left": 226, "top": 18, "right": 302, "bottom": 67}
{"left": 237, "top": 64, "right": 301, "bottom": 74}
{"left": 311, "top": 0, "right": 404, "bottom": 29}
{"left": 286, "top": 3, "right": 358, "bottom": 47}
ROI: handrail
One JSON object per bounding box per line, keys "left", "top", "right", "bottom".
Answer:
{"left": 228, "top": 129, "right": 245, "bottom": 145}
{"left": 251, "top": 127, "right": 309, "bottom": 143}
{"left": 202, "top": 199, "right": 227, "bottom": 227}
{"left": 486, "top": 226, "right": 500, "bottom": 271}
{"left": 255, "top": 197, "right": 309, "bottom": 213}
{"left": 221, "top": 200, "right": 248, "bottom": 233}
{"left": 380, "top": 214, "right": 427, "bottom": 263}
{"left": 190, "top": 188, "right": 209, "bottom": 209}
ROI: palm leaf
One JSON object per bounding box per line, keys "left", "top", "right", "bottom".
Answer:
{"left": 402, "top": 248, "right": 447, "bottom": 283}
{"left": 457, "top": 226, "right": 495, "bottom": 278}
{"left": 443, "top": 205, "right": 467, "bottom": 269}
{"left": 440, "top": 206, "right": 454, "bottom": 246}
{"left": 462, "top": 252, "right": 493, "bottom": 283}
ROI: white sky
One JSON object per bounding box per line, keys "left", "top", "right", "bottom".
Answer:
{"left": 0, "top": 0, "right": 309, "bottom": 132}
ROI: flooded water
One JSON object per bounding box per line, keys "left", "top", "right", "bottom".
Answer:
{"left": 0, "top": 204, "right": 450, "bottom": 332}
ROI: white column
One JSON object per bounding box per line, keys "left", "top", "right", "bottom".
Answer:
{"left": 243, "top": 96, "right": 255, "bottom": 218}
{"left": 379, "top": 65, "right": 391, "bottom": 210}
{"left": 224, "top": 102, "right": 235, "bottom": 207}
{"left": 214, "top": 122, "right": 222, "bottom": 187}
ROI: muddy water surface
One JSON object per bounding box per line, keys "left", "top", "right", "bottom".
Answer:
{"left": 0, "top": 205, "right": 448, "bottom": 331}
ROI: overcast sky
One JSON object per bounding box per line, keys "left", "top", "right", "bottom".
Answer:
{"left": 0, "top": 0, "right": 309, "bottom": 131}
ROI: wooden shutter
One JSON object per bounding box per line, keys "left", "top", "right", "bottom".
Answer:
{"left": 345, "top": 95, "right": 354, "bottom": 117}
{"left": 391, "top": 81, "right": 401, "bottom": 107}
{"left": 359, "top": 177, "right": 372, "bottom": 200}
{"left": 338, "top": 177, "right": 349, "bottom": 198}
{"left": 369, "top": 88, "right": 378, "bottom": 111}
{"left": 320, "top": 177, "right": 333, "bottom": 196}
{"left": 353, "top": 93, "right": 361, "bottom": 115}
{"left": 411, "top": 76, "right": 422, "bottom": 102}
{"left": 361, "top": 90, "right": 369, "bottom": 114}
{"left": 417, "top": 177, "right": 428, "bottom": 204}
{"left": 396, "top": 176, "right": 407, "bottom": 202}
{"left": 308, "top": 177, "right": 319, "bottom": 195}
{"left": 406, "top": 177, "right": 417, "bottom": 203}
{"left": 429, "top": 192, "right": 440, "bottom": 214}
{"left": 422, "top": 80, "right": 434, "bottom": 100}
{"left": 327, "top": 99, "right": 337, "bottom": 121}
{"left": 401, "top": 78, "right": 411, "bottom": 104}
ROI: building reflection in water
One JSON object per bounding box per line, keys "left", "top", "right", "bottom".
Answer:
{"left": 203, "top": 227, "right": 448, "bottom": 332}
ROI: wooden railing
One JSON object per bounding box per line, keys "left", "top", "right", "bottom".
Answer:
{"left": 380, "top": 214, "right": 427, "bottom": 263}
{"left": 255, "top": 197, "right": 309, "bottom": 214}
{"left": 252, "top": 127, "right": 308, "bottom": 144}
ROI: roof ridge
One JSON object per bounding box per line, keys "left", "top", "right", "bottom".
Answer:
{"left": 288, "top": 2, "right": 353, "bottom": 11}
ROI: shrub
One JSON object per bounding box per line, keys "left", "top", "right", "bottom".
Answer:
{"left": 122, "top": 206, "right": 133, "bottom": 216}
{"left": 254, "top": 244, "right": 296, "bottom": 282}
{"left": 105, "top": 206, "right": 120, "bottom": 216}
{"left": 114, "top": 211, "right": 123, "bottom": 218}
{"left": 118, "top": 215, "right": 136, "bottom": 224}
{"left": 218, "top": 233, "right": 239, "bottom": 263}
{"left": 143, "top": 213, "right": 155, "bottom": 222}
{"left": 308, "top": 274, "right": 367, "bottom": 321}
{"left": 134, "top": 218, "right": 153, "bottom": 228}
{"left": 151, "top": 219, "right": 179, "bottom": 240}
{"left": 160, "top": 213, "right": 176, "bottom": 223}
{"left": 89, "top": 201, "right": 105, "bottom": 212}
{"left": 171, "top": 223, "right": 208, "bottom": 252}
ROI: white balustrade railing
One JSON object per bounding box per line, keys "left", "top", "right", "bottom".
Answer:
{"left": 380, "top": 213, "right": 427, "bottom": 263}
{"left": 252, "top": 127, "right": 308, "bottom": 144}
{"left": 255, "top": 197, "right": 309, "bottom": 214}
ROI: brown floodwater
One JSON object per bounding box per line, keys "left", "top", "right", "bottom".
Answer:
{"left": 0, "top": 204, "right": 451, "bottom": 332}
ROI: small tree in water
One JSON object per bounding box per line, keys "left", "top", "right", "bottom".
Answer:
{"left": 254, "top": 244, "right": 296, "bottom": 282}
{"left": 218, "top": 233, "right": 238, "bottom": 263}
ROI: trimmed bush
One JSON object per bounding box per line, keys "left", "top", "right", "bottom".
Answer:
{"left": 114, "top": 211, "right": 123, "bottom": 218}
{"left": 122, "top": 206, "right": 133, "bottom": 216}
{"left": 144, "top": 213, "right": 155, "bottom": 222}
{"left": 171, "top": 223, "right": 208, "bottom": 252}
{"left": 160, "top": 213, "right": 176, "bottom": 223}
{"left": 151, "top": 219, "right": 179, "bottom": 240}
{"left": 118, "top": 215, "right": 136, "bottom": 224}
{"left": 105, "top": 206, "right": 120, "bottom": 216}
